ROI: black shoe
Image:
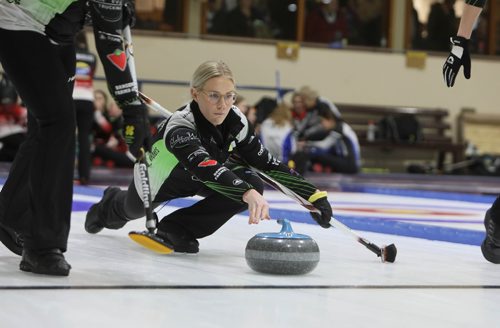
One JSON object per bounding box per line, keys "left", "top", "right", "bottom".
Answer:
{"left": 85, "top": 187, "right": 121, "bottom": 234}
{"left": 156, "top": 230, "right": 199, "bottom": 254}
{"left": 20, "top": 248, "right": 71, "bottom": 276}
{"left": 481, "top": 209, "right": 500, "bottom": 263}
{"left": 0, "top": 223, "right": 23, "bottom": 256}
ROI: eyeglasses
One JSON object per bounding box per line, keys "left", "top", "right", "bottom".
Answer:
{"left": 200, "top": 90, "right": 237, "bottom": 105}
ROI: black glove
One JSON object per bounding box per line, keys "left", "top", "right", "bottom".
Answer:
{"left": 122, "top": 103, "right": 150, "bottom": 158}
{"left": 123, "top": 0, "right": 136, "bottom": 28}
{"left": 443, "top": 36, "right": 471, "bottom": 87}
{"left": 309, "top": 191, "right": 332, "bottom": 228}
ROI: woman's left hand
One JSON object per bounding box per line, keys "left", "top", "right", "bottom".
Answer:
{"left": 242, "top": 189, "right": 271, "bottom": 225}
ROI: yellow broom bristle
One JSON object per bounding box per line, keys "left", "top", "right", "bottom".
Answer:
{"left": 128, "top": 232, "right": 174, "bottom": 254}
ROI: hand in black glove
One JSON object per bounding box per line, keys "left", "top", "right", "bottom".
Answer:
{"left": 122, "top": 102, "right": 150, "bottom": 159}
{"left": 308, "top": 191, "right": 332, "bottom": 228}
{"left": 443, "top": 36, "right": 471, "bottom": 87}
{"left": 123, "top": 0, "right": 136, "bottom": 28}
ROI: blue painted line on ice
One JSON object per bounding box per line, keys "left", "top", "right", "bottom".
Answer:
{"left": 3, "top": 180, "right": 484, "bottom": 246}
{"left": 340, "top": 185, "right": 496, "bottom": 204}
{"left": 146, "top": 198, "right": 487, "bottom": 246}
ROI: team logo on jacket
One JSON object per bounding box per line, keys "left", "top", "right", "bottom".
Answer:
{"left": 107, "top": 49, "right": 127, "bottom": 71}
{"left": 198, "top": 159, "right": 218, "bottom": 167}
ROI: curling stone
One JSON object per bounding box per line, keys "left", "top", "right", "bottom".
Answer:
{"left": 245, "top": 219, "right": 319, "bottom": 275}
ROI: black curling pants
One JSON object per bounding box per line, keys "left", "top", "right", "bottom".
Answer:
{"left": 75, "top": 99, "right": 95, "bottom": 183}
{"left": 0, "top": 29, "right": 76, "bottom": 251}
{"left": 114, "top": 165, "right": 264, "bottom": 239}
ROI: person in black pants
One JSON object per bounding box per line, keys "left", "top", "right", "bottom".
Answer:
{"left": 442, "top": 0, "right": 500, "bottom": 263}
{"left": 0, "top": 0, "right": 150, "bottom": 276}
{"left": 85, "top": 60, "right": 333, "bottom": 254}
{"left": 73, "top": 31, "right": 97, "bottom": 185}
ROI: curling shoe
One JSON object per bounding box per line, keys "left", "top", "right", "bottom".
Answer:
{"left": 20, "top": 248, "right": 71, "bottom": 276}
{"left": 156, "top": 230, "right": 199, "bottom": 254}
{"left": 481, "top": 209, "right": 500, "bottom": 263}
{"left": 85, "top": 187, "right": 122, "bottom": 234}
{"left": 0, "top": 222, "right": 23, "bottom": 256}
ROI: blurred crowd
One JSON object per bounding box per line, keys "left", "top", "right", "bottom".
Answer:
{"left": 135, "top": 0, "right": 490, "bottom": 54}
{"left": 134, "top": 0, "right": 490, "bottom": 54}
{"left": 205, "top": 0, "right": 388, "bottom": 47}
{"left": 137, "top": 0, "right": 389, "bottom": 47}
{"left": 235, "top": 86, "right": 361, "bottom": 175}
{"left": 0, "top": 73, "right": 27, "bottom": 163}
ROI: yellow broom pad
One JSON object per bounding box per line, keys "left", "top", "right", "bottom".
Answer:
{"left": 128, "top": 231, "right": 174, "bottom": 254}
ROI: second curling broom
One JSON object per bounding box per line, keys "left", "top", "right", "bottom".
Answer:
{"left": 123, "top": 26, "right": 174, "bottom": 254}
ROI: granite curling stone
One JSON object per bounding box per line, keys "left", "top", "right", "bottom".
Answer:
{"left": 245, "top": 219, "right": 320, "bottom": 275}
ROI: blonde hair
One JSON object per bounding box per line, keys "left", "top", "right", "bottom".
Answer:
{"left": 298, "top": 86, "right": 318, "bottom": 108}
{"left": 191, "top": 60, "right": 235, "bottom": 90}
{"left": 268, "top": 103, "right": 292, "bottom": 127}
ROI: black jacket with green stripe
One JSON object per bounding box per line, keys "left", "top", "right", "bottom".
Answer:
{"left": 143, "top": 100, "right": 318, "bottom": 203}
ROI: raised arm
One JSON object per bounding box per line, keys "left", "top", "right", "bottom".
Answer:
{"left": 442, "top": 1, "right": 485, "bottom": 87}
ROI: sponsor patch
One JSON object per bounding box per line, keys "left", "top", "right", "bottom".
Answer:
{"left": 147, "top": 147, "right": 160, "bottom": 163}
{"left": 107, "top": 49, "right": 127, "bottom": 71}
{"left": 213, "top": 166, "right": 229, "bottom": 180}
{"left": 170, "top": 131, "right": 197, "bottom": 148}
{"left": 97, "top": 31, "right": 122, "bottom": 43}
{"left": 91, "top": 0, "right": 121, "bottom": 21}
{"left": 114, "top": 82, "right": 136, "bottom": 96}
{"left": 198, "top": 159, "right": 218, "bottom": 167}
{"left": 188, "top": 149, "right": 209, "bottom": 162}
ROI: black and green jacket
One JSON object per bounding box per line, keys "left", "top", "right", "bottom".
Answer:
{"left": 142, "top": 100, "right": 318, "bottom": 203}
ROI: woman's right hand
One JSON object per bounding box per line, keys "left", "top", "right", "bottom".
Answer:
{"left": 242, "top": 189, "right": 271, "bottom": 225}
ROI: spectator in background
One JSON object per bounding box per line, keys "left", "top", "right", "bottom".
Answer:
{"left": 291, "top": 106, "right": 360, "bottom": 174}
{"left": 162, "top": 0, "right": 183, "bottom": 31}
{"left": 410, "top": 3, "right": 425, "bottom": 49}
{"left": 426, "top": 0, "right": 457, "bottom": 51}
{"left": 289, "top": 85, "right": 360, "bottom": 174}
{"left": 92, "top": 91, "right": 133, "bottom": 168}
{"left": 234, "top": 94, "right": 250, "bottom": 116}
{"left": 267, "top": 0, "right": 297, "bottom": 40}
{"left": 73, "top": 31, "right": 97, "bottom": 185}
{"left": 252, "top": 96, "right": 277, "bottom": 135}
{"left": 222, "top": 0, "right": 272, "bottom": 38}
{"left": 207, "top": 0, "right": 228, "bottom": 35}
{"left": 305, "top": 0, "right": 348, "bottom": 45}
{"left": 295, "top": 86, "right": 341, "bottom": 140}
{"left": 291, "top": 91, "right": 307, "bottom": 123}
{"left": 342, "top": 0, "right": 360, "bottom": 43}
{"left": 234, "top": 94, "right": 258, "bottom": 129}
{"left": 0, "top": 73, "right": 27, "bottom": 162}
{"left": 348, "top": 0, "right": 385, "bottom": 47}
{"left": 259, "top": 102, "right": 295, "bottom": 162}
{"left": 93, "top": 89, "right": 109, "bottom": 120}
{"left": 246, "top": 106, "right": 258, "bottom": 130}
